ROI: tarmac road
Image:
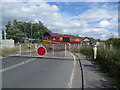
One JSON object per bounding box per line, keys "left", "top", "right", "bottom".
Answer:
{"left": 2, "top": 51, "right": 82, "bottom": 88}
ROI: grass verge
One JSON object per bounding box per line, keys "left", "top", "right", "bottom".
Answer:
{"left": 1, "top": 46, "right": 19, "bottom": 57}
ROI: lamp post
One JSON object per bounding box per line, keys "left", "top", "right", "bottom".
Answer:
{"left": 30, "top": 21, "right": 34, "bottom": 40}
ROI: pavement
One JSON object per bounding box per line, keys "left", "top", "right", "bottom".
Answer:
{"left": 76, "top": 53, "right": 111, "bottom": 88}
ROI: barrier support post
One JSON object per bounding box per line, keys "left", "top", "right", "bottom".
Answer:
{"left": 65, "top": 44, "right": 67, "bottom": 58}
{"left": 93, "top": 45, "right": 97, "bottom": 60}
{"left": 52, "top": 44, "right": 54, "bottom": 57}
{"left": 78, "top": 44, "right": 80, "bottom": 53}
{"left": 110, "top": 44, "right": 112, "bottom": 51}
{"left": 19, "top": 44, "right": 21, "bottom": 56}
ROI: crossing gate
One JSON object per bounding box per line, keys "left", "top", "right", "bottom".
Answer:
{"left": 2, "top": 43, "right": 83, "bottom": 58}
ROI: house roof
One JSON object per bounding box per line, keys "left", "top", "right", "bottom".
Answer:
{"left": 82, "top": 37, "right": 97, "bottom": 42}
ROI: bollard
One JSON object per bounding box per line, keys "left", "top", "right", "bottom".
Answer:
{"left": 93, "top": 45, "right": 97, "bottom": 60}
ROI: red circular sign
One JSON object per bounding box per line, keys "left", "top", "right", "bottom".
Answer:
{"left": 37, "top": 46, "right": 47, "bottom": 56}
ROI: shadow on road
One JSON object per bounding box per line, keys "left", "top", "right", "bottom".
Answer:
{"left": 4, "top": 56, "right": 75, "bottom": 61}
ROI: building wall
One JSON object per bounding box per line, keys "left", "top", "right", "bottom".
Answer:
{"left": 0, "top": 40, "right": 14, "bottom": 49}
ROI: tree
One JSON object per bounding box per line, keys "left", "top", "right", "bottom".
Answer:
{"left": 5, "top": 19, "right": 52, "bottom": 43}
{"left": 5, "top": 21, "right": 11, "bottom": 34}
{"left": 2, "top": 29, "right": 5, "bottom": 40}
{"left": 106, "top": 38, "right": 120, "bottom": 47}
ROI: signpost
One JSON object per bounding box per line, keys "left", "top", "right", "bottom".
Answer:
{"left": 37, "top": 46, "right": 47, "bottom": 56}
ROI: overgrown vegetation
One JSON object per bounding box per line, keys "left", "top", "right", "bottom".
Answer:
{"left": 71, "top": 46, "right": 93, "bottom": 59}
{"left": 79, "top": 47, "right": 93, "bottom": 59}
{"left": 95, "top": 47, "right": 120, "bottom": 89}
{"left": 1, "top": 46, "right": 19, "bottom": 57}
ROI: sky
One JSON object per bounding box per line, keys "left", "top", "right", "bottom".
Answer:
{"left": 0, "top": 0, "right": 119, "bottom": 40}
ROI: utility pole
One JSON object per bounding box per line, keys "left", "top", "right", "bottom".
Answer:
{"left": 30, "top": 21, "right": 34, "bottom": 39}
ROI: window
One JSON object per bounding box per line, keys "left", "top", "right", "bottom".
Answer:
{"left": 75, "top": 39, "right": 80, "bottom": 42}
{"left": 59, "top": 37, "right": 63, "bottom": 41}
{"left": 63, "top": 37, "right": 70, "bottom": 42}
{"left": 52, "top": 36, "right": 57, "bottom": 40}
{"left": 43, "top": 36, "right": 50, "bottom": 40}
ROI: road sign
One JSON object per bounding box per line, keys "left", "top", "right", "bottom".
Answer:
{"left": 37, "top": 46, "right": 47, "bottom": 56}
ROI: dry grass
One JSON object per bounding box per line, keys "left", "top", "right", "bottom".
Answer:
{"left": 0, "top": 43, "right": 37, "bottom": 57}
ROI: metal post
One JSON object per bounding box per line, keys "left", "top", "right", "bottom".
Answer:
{"left": 0, "top": 41, "right": 2, "bottom": 55}
{"left": 110, "top": 44, "right": 112, "bottom": 51}
{"left": 93, "top": 45, "right": 97, "bottom": 60}
{"left": 52, "top": 44, "right": 54, "bottom": 57}
{"left": 31, "top": 23, "right": 32, "bottom": 39}
{"left": 30, "top": 43, "right": 31, "bottom": 56}
{"left": 68, "top": 43, "right": 71, "bottom": 51}
{"left": 65, "top": 44, "right": 67, "bottom": 58}
{"left": 104, "top": 44, "right": 106, "bottom": 49}
{"left": 30, "top": 21, "right": 34, "bottom": 42}
{"left": 35, "top": 44, "right": 37, "bottom": 49}
{"left": 19, "top": 44, "right": 21, "bottom": 56}
{"left": 78, "top": 44, "right": 80, "bottom": 53}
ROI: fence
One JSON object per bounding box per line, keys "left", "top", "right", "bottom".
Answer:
{"left": 1, "top": 42, "right": 119, "bottom": 59}
{"left": 18, "top": 43, "right": 83, "bottom": 58}
{"left": 0, "top": 43, "right": 83, "bottom": 58}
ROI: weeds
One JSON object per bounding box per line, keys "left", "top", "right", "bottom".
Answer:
{"left": 1, "top": 46, "right": 19, "bottom": 57}
{"left": 79, "top": 47, "right": 93, "bottom": 59}
{"left": 0, "top": 43, "right": 36, "bottom": 57}
{"left": 95, "top": 48, "right": 120, "bottom": 89}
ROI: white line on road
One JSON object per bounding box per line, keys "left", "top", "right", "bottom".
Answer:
{"left": 67, "top": 51, "right": 76, "bottom": 88}
{"left": 0, "top": 58, "right": 36, "bottom": 73}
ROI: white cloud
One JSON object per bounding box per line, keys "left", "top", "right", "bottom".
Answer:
{"left": 2, "top": 0, "right": 119, "bottom": 2}
{"left": 2, "top": 0, "right": 25, "bottom": 2}
{"left": 1, "top": 1, "right": 118, "bottom": 40}
{"left": 99, "top": 20, "right": 110, "bottom": 27}
{"left": 78, "top": 9, "right": 112, "bottom": 22}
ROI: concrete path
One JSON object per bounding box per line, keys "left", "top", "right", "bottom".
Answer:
{"left": 77, "top": 53, "right": 111, "bottom": 88}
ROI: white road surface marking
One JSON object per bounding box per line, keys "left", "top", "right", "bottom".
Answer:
{"left": 0, "top": 58, "right": 36, "bottom": 73}
{"left": 67, "top": 51, "right": 76, "bottom": 88}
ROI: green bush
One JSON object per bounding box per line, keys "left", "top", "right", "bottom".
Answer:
{"left": 80, "top": 47, "right": 93, "bottom": 59}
